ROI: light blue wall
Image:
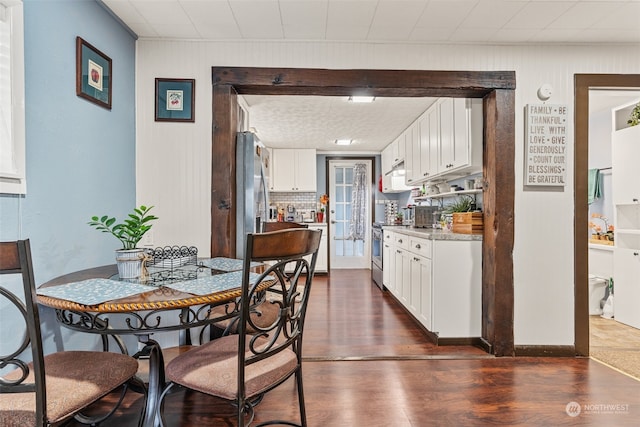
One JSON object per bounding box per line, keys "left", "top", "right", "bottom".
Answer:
{"left": 0, "top": 0, "right": 136, "bottom": 352}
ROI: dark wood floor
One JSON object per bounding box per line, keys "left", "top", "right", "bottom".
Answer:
{"left": 68, "top": 269, "right": 640, "bottom": 426}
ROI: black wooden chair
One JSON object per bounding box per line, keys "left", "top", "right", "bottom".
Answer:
{"left": 156, "top": 228, "right": 322, "bottom": 426}
{"left": 0, "top": 239, "right": 146, "bottom": 426}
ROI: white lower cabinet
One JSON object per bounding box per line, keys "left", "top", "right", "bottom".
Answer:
{"left": 410, "top": 253, "right": 432, "bottom": 330}
{"left": 431, "top": 240, "right": 482, "bottom": 337}
{"left": 613, "top": 248, "right": 640, "bottom": 329}
{"left": 394, "top": 247, "right": 410, "bottom": 305}
{"left": 313, "top": 224, "right": 328, "bottom": 273}
{"left": 383, "top": 229, "right": 481, "bottom": 338}
{"left": 382, "top": 231, "right": 394, "bottom": 291}
{"left": 285, "top": 224, "right": 327, "bottom": 273}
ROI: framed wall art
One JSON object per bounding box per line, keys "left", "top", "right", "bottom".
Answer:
{"left": 155, "top": 78, "right": 195, "bottom": 122}
{"left": 76, "top": 37, "right": 112, "bottom": 110}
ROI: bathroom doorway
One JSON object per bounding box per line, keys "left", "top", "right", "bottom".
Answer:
{"left": 574, "top": 74, "right": 640, "bottom": 360}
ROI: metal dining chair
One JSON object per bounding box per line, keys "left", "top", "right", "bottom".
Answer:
{"left": 156, "top": 228, "right": 322, "bottom": 426}
{"left": 261, "top": 221, "right": 308, "bottom": 232}
{"left": 207, "top": 220, "right": 311, "bottom": 337}
{"left": 0, "top": 239, "right": 146, "bottom": 427}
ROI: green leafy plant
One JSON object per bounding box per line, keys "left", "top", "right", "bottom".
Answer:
{"left": 628, "top": 103, "right": 640, "bottom": 127}
{"left": 444, "top": 195, "right": 475, "bottom": 213}
{"left": 88, "top": 205, "right": 158, "bottom": 250}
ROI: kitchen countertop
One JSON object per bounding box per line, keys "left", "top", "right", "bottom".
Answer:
{"left": 381, "top": 225, "right": 482, "bottom": 241}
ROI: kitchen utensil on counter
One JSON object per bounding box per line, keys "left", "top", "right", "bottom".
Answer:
{"left": 437, "top": 182, "right": 450, "bottom": 193}
{"left": 465, "top": 179, "right": 475, "bottom": 190}
{"left": 427, "top": 185, "right": 439, "bottom": 195}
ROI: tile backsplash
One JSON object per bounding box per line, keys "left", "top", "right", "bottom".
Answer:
{"left": 269, "top": 192, "right": 319, "bottom": 211}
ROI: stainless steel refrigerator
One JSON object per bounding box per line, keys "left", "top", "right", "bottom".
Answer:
{"left": 236, "top": 131, "right": 270, "bottom": 258}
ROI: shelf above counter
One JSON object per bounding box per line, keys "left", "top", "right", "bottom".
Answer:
{"left": 414, "top": 189, "right": 482, "bottom": 201}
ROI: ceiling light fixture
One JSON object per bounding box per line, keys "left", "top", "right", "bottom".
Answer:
{"left": 348, "top": 96, "right": 375, "bottom": 103}
{"left": 335, "top": 139, "right": 353, "bottom": 145}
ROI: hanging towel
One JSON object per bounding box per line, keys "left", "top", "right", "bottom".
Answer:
{"left": 588, "top": 169, "right": 601, "bottom": 204}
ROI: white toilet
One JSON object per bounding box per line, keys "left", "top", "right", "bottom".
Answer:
{"left": 588, "top": 274, "right": 608, "bottom": 315}
{"left": 588, "top": 244, "right": 613, "bottom": 315}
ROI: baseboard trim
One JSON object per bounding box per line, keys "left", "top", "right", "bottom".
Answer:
{"left": 514, "top": 345, "right": 576, "bottom": 357}
{"left": 478, "top": 337, "right": 493, "bottom": 354}
{"left": 436, "top": 337, "right": 483, "bottom": 347}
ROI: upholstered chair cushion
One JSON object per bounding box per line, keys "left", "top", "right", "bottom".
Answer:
{"left": 165, "top": 335, "right": 297, "bottom": 400}
{"left": 0, "top": 351, "right": 138, "bottom": 426}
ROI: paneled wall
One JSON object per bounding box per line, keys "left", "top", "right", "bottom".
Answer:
{"left": 135, "top": 39, "right": 640, "bottom": 346}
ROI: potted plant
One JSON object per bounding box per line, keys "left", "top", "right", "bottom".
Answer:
{"left": 628, "top": 102, "right": 640, "bottom": 127}
{"left": 445, "top": 195, "right": 483, "bottom": 234}
{"left": 395, "top": 212, "right": 404, "bottom": 225}
{"left": 318, "top": 194, "right": 329, "bottom": 222}
{"left": 88, "top": 205, "right": 158, "bottom": 279}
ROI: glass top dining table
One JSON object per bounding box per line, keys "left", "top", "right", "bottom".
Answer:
{"left": 36, "top": 258, "right": 272, "bottom": 427}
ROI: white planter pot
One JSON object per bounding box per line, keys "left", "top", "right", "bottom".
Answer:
{"left": 115, "top": 248, "right": 145, "bottom": 279}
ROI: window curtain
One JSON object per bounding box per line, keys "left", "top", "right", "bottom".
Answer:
{"left": 348, "top": 163, "right": 367, "bottom": 241}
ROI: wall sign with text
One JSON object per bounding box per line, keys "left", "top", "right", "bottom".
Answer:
{"left": 524, "top": 104, "right": 568, "bottom": 187}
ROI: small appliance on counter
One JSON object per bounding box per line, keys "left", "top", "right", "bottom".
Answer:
{"left": 268, "top": 206, "right": 278, "bottom": 221}
{"left": 414, "top": 205, "right": 439, "bottom": 228}
{"left": 285, "top": 204, "right": 296, "bottom": 222}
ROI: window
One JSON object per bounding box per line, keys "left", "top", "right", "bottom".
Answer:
{"left": 0, "top": 1, "right": 25, "bottom": 194}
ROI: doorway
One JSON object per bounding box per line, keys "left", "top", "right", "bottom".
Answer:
{"left": 328, "top": 159, "right": 373, "bottom": 269}
{"left": 574, "top": 74, "right": 640, "bottom": 357}
{"left": 210, "top": 67, "right": 516, "bottom": 356}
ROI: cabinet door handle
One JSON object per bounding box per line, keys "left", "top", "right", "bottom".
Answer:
{"left": 415, "top": 244, "right": 421, "bottom": 249}
{"left": 633, "top": 198, "right": 639, "bottom": 203}
{"left": 396, "top": 250, "right": 401, "bottom": 254}
{"left": 634, "top": 252, "right": 639, "bottom": 256}
{"left": 414, "top": 257, "right": 420, "bottom": 262}
{"left": 398, "top": 239, "right": 403, "bottom": 243}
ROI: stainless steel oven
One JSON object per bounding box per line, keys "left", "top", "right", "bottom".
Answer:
{"left": 371, "top": 224, "right": 383, "bottom": 289}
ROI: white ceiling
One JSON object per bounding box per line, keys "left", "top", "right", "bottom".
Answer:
{"left": 243, "top": 95, "right": 438, "bottom": 151}
{"left": 103, "top": 0, "right": 640, "bottom": 44}
{"left": 102, "top": 0, "right": 640, "bottom": 152}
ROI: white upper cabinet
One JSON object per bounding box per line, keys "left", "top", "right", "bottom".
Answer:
{"left": 435, "top": 98, "right": 482, "bottom": 177}
{"left": 381, "top": 144, "right": 394, "bottom": 175}
{"left": 428, "top": 105, "right": 440, "bottom": 177}
{"left": 612, "top": 125, "right": 640, "bottom": 205}
{"left": 381, "top": 137, "right": 412, "bottom": 193}
{"left": 395, "top": 134, "right": 406, "bottom": 167}
{"left": 405, "top": 122, "right": 422, "bottom": 186}
{"left": 271, "top": 148, "right": 317, "bottom": 192}
{"left": 380, "top": 97, "right": 482, "bottom": 189}
{"left": 418, "top": 114, "right": 432, "bottom": 181}
{"left": 438, "top": 98, "right": 455, "bottom": 173}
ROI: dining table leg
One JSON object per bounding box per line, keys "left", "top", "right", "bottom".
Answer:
{"left": 134, "top": 336, "right": 165, "bottom": 427}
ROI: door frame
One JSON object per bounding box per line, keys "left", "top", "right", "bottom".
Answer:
{"left": 574, "top": 74, "right": 640, "bottom": 356}
{"left": 210, "top": 67, "right": 516, "bottom": 356}
{"left": 326, "top": 157, "right": 375, "bottom": 269}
